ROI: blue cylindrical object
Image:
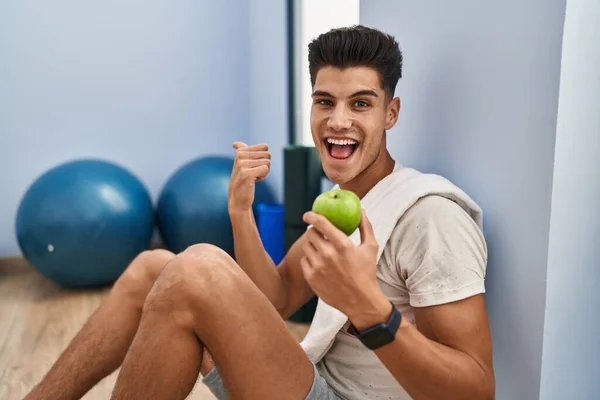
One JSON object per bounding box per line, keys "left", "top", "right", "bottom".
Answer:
{"left": 156, "top": 155, "right": 277, "bottom": 256}
{"left": 256, "top": 203, "right": 284, "bottom": 265}
{"left": 15, "top": 159, "right": 155, "bottom": 288}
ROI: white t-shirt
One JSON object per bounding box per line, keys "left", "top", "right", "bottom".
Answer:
{"left": 315, "top": 194, "right": 488, "bottom": 400}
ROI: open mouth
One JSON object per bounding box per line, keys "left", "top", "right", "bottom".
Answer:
{"left": 325, "top": 138, "right": 359, "bottom": 160}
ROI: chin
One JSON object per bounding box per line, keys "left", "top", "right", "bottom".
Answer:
{"left": 321, "top": 160, "right": 362, "bottom": 186}
{"left": 323, "top": 169, "right": 354, "bottom": 186}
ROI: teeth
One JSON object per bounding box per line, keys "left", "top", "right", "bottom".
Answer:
{"left": 326, "top": 138, "right": 357, "bottom": 146}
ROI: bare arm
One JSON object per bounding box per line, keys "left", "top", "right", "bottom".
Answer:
{"left": 230, "top": 208, "right": 314, "bottom": 317}
{"left": 229, "top": 208, "right": 280, "bottom": 302}
{"left": 227, "top": 141, "right": 314, "bottom": 318}
{"left": 350, "top": 293, "right": 495, "bottom": 400}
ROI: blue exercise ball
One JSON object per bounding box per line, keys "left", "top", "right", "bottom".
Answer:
{"left": 15, "top": 159, "right": 155, "bottom": 288}
{"left": 156, "top": 155, "right": 276, "bottom": 256}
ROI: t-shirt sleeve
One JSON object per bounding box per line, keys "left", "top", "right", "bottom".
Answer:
{"left": 393, "top": 195, "right": 488, "bottom": 308}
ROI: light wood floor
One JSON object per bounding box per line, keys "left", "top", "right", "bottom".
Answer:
{"left": 0, "top": 257, "right": 310, "bottom": 400}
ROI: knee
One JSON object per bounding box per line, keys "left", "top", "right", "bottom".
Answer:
{"left": 142, "top": 244, "right": 241, "bottom": 318}
{"left": 113, "top": 249, "right": 175, "bottom": 307}
{"left": 182, "top": 243, "right": 235, "bottom": 265}
{"left": 179, "top": 243, "right": 243, "bottom": 290}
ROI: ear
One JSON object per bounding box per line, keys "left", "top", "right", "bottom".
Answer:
{"left": 384, "top": 97, "right": 401, "bottom": 130}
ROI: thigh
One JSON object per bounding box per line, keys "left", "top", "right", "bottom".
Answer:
{"left": 167, "top": 244, "right": 315, "bottom": 400}
{"left": 201, "top": 347, "right": 215, "bottom": 376}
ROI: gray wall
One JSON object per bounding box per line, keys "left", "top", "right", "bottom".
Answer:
{"left": 360, "top": 1, "right": 566, "bottom": 399}
{"left": 540, "top": 0, "right": 600, "bottom": 398}
{"left": 0, "top": 0, "right": 266, "bottom": 256}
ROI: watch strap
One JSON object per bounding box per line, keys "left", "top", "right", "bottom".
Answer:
{"left": 349, "top": 302, "right": 402, "bottom": 350}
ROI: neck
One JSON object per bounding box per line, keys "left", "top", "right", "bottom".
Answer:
{"left": 340, "top": 148, "right": 396, "bottom": 199}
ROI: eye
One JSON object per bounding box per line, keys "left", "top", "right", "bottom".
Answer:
{"left": 354, "top": 100, "right": 369, "bottom": 108}
{"left": 317, "top": 99, "right": 333, "bottom": 106}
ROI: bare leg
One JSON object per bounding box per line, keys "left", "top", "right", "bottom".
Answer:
{"left": 111, "top": 244, "right": 315, "bottom": 400}
{"left": 24, "top": 249, "right": 175, "bottom": 400}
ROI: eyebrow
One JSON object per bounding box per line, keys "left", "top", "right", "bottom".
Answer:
{"left": 312, "top": 89, "right": 379, "bottom": 98}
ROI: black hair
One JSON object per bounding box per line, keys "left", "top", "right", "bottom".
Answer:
{"left": 308, "top": 25, "right": 403, "bottom": 99}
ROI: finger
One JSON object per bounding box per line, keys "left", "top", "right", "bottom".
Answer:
{"left": 305, "top": 226, "right": 328, "bottom": 252}
{"left": 236, "top": 143, "right": 269, "bottom": 152}
{"left": 239, "top": 165, "right": 269, "bottom": 181}
{"left": 236, "top": 151, "right": 271, "bottom": 160}
{"left": 306, "top": 238, "right": 338, "bottom": 265}
{"left": 302, "top": 237, "right": 322, "bottom": 267}
{"left": 300, "top": 256, "right": 313, "bottom": 280}
{"left": 255, "top": 165, "right": 270, "bottom": 181}
{"left": 303, "top": 211, "right": 348, "bottom": 247}
{"left": 358, "top": 208, "right": 377, "bottom": 247}
{"left": 242, "top": 164, "right": 269, "bottom": 182}
{"left": 232, "top": 141, "right": 248, "bottom": 150}
{"left": 238, "top": 159, "right": 271, "bottom": 168}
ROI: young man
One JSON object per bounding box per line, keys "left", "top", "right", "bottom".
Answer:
{"left": 25, "top": 26, "right": 494, "bottom": 400}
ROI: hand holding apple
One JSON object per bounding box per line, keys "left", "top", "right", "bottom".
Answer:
{"left": 301, "top": 207, "right": 388, "bottom": 323}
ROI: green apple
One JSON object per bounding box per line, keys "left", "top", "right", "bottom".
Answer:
{"left": 311, "top": 189, "right": 362, "bottom": 236}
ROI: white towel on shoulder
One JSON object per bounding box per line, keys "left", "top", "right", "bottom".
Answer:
{"left": 299, "top": 164, "right": 483, "bottom": 363}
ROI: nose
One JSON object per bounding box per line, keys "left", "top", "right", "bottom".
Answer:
{"left": 326, "top": 104, "right": 352, "bottom": 131}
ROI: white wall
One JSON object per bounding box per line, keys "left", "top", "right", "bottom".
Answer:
{"left": 360, "top": 1, "right": 566, "bottom": 399}
{"left": 0, "top": 0, "right": 252, "bottom": 256}
{"left": 540, "top": 0, "right": 600, "bottom": 398}
{"left": 293, "top": 0, "right": 360, "bottom": 146}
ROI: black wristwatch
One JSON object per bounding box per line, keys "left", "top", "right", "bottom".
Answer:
{"left": 349, "top": 302, "right": 402, "bottom": 350}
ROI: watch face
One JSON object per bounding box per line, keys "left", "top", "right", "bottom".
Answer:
{"left": 362, "top": 328, "right": 395, "bottom": 349}
{"left": 354, "top": 304, "right": 401, "bottom": 350}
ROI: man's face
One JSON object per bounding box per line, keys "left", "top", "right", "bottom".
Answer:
{"left": 310, "top": 66, "right": 399, "bottom": 185}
